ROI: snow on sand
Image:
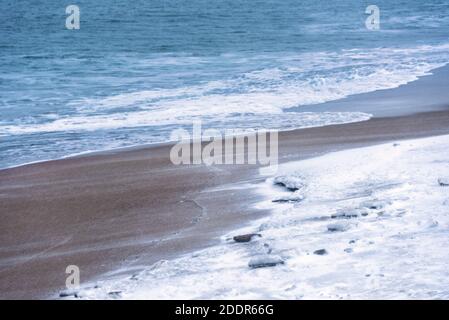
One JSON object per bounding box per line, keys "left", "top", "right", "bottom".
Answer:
{"left": 73, "top": 134, "right": 449, "bottom": 299}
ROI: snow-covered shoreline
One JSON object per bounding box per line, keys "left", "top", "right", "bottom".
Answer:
{"left": 73, "top": 134, "right": 449, "bottom": 299}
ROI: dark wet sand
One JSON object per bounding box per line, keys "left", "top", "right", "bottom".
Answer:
{"left": 1, "top": 110, "right": 449, "bottom": 299}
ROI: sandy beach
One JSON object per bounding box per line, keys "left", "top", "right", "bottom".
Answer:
{"left": 1, "top": 107, "right": 449, "bottom": 299}
{"left": 3, "top": 0, "right": 449, "bottom": 302}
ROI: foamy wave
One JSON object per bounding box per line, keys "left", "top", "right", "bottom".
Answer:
{"left": 0, "top": 112, "right": 371, "bottom": 134}
{"left": 2, "top": 44, "right": 449, "bottom": 136}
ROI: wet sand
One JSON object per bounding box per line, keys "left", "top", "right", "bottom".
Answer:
{"left": 1, "top": 109, "right": 449, "bottom": 299}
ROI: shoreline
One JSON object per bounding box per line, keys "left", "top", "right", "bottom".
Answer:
{"left": 3, "top": 63, "right": 449, "bottom": 172}
{"left": 1, "top": 109, "right": 449, "bottom": 299}
{"left": 0, "top": 113, "right": 372, "bottom": 172}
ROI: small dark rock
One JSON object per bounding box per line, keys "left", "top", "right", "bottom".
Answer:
{"left": 344, "top": 248, "right": 353, "bottom": 253}
{"left": 313, "top": 249, "right": 328, "bottom": 255}
{"left": 59, "top": 290, "right": 78, "bottom": 298}
{"left": 438, "top": 178, "right": 449, "bottom": 187}
{"left": 233, "top": 233, "right": 261, "bottom": 243}
{"left": 272, "top": 199, "right": 291, "bottom": 203}
{"left": 273, "top": 176, "right": 305, "bottom": 192}
{"left": 272, "top": 192, "right": 304, "bottom": 204}
{"left": 274, "top": 182, "right": 299, "bottom": 192}
{"left": 248, "top": 255, "right": 284, "bottom": 269}
{"left": 272, "top": 197, "right": 303, "bottom": 203}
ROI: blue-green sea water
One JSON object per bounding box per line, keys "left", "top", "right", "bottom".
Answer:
{"left": 1, "top": 0, "right": 449, "bottom": 168}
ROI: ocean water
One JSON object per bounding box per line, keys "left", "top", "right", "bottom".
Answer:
{"left": 1, "top": 0, "right": 449, "bottom": 168}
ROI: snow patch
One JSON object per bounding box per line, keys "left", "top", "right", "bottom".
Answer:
{"left": 71, "top": 134, "right": 449, "bottom": 299}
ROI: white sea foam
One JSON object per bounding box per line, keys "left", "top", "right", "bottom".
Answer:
{"left": 0, "top": 112, "right": 371, "bottom": 134}
{"left": 73, "top": 134, "right": 449, "bottom": 299}
{"left": 2, "top": 44, "right": 449, "bottom": 136}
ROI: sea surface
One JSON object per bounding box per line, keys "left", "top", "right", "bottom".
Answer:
{"left": 1, "top": 0, "right": 449, "bottom": 168}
